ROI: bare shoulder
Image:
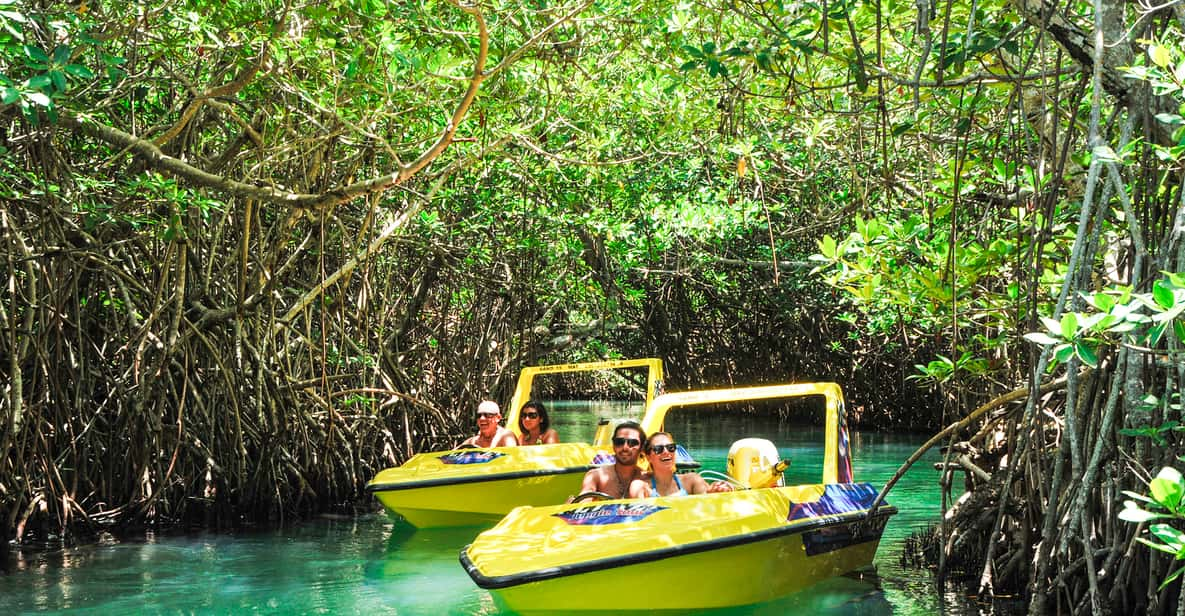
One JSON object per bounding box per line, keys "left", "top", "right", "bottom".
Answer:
{"left": 580, "top": 466, "right": 606, "bottom": 490}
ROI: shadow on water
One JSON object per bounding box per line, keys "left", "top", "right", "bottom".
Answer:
{"left": 363, "top": 521, "right": 502, "bottom": 614}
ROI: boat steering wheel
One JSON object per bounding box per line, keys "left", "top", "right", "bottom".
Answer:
{"left": 570, "top": 491, "right": 613, "bottom": 503}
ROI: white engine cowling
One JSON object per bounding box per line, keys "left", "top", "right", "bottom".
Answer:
{"left": 727, "top": 437, "right": 787, "bottom": 489}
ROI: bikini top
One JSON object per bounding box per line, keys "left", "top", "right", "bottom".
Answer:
{"left": 650, "top": 474, "right": 688, "bottom": 497}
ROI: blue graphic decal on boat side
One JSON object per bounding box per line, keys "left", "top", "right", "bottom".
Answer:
{"left": 553, "top": 503, "right": 669, "bottom": 526}
{"left": 787, "top": 483, "right": 879, "bottom": 522}
{"left": 802, "top": 515, "right": 889, "bottom": 556}
{"left": 590, "top": 453, "right": 615, "bottom": 465}
{"left": 438, "top": 451, "right": 505, "bottom": 465}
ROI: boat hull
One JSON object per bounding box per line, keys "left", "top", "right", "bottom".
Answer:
{"left": 371, "top": 469, "right": 588, "bottom": 527}
{"left": 367, "top": 441, "right": 699, "bottom": 528}
{"left": 366, "top": 443, "right": 608, "bottom": 527}
{"left": 461, "top": 482, "right": 896, "bottom": 612}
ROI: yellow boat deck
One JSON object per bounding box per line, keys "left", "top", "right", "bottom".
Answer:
{"left": 461, "top": 482, "right": 896, "bottom": 612}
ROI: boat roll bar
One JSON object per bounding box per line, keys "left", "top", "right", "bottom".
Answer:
{"left": 639, "top": 382, "right": 855, "bottom": 485}
{"left": 504, "top": 358, "right": 664, "bottom": 441}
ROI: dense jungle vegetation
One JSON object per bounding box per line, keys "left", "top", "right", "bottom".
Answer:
{"left": 2, "top": 0, "right": 1185, "bottom": 613}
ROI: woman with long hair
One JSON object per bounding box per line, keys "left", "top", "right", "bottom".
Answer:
{"left": 629, "top": 432, "right": 732, "bottom": 497}
{"left": 517, "top": 400, "right": 559, "bottom": 445}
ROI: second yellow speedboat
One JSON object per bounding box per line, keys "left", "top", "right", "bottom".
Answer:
{"left": 367, "top": 442, "right": 614, "bottom": 527}
{"left": 366, "top": 358, "right": 701, "bottom": 527}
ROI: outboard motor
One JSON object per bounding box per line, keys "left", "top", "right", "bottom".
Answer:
{"left": 727, "top": 438, "right": 790, "bottom": 489}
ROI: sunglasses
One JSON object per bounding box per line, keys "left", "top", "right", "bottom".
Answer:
{"left": 648, "top": 443, "right": 678, "bottom": 454}
{"left": 476, "top": 413, "right": 498, "bottom": 420}
{"left": 522, "top": 412, "right": 540, "bottom": 419}
{"left": 612, "top": 437, "right": 641, "bottom": 448}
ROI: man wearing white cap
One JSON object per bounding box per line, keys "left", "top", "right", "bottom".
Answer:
{"left": 459, "top": 400, "right": 519, "bottom": 448}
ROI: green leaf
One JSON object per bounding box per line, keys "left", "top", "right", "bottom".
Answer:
{"left": 1040, "top": 316, "right": 1063, "bottom": 337}
{"left": 1137, "top": 537, "right": 1181, "bottom": 555}
{"left": 1118, "top": 502, "right": 1164, "bottom": 523}
{"left": 1060, "top": 313, "right": 1079, "bottom": 339}
{"left": 64, "top": 64, "right": 94, "bottom": 79}
{"left": 1161, "top": 565, "right": 1185, "bottom": 591}
{"left": 1149, "top": 523, "right": 1185, "bottom": 551}
{"left": 1149, "top": 45, "right": 1173, "bottom": 68}
{"left": 1091, "top": 292, "right": 1116, "bottom": 312}
{"left": 23, "top": 44, "right": 48, "bottom": 64}
{"left": 1153, "top": 279, "right": 1176, "bottom": 309}
{"left": 1, "top": 86, "right": 17, "bottom": 104}
{"left": 1080, "top": 312, "right": 1108, "bottom": 330}
{"left": 1075, "top": 342, "right": 1099, "bottom": 368}
{"left": 26, "top": 74, "right": 51, "bottom": 90}
{"left": 1054, "top": 343, "right": 1075, "bottom": 363}
{"left": 25, "top": 91, "right": 49, "bottom": 106}
{"left": 1122, "top": 490, "right": 1157, "bottom": 504}
{"left": 1153, "top": 302, "right": 1185, "bottom": 323}
{"left": 818, "top": 235, "right": 837, "bottom": 259}
{"left": 1148, "top": 323, "right": 1167, "bottom": 346}
{"left": 1150, "top": 468, "right": 1185, "bottom": 510}
{"left": 0, "top": 9, "right": 28, "bottom": 24}
{"left": 1156, "top": 113, "right": 1185, "bottom": 127}
{"left": 1023, "top": 332, "right": 1059, "bottom": 345}
{"left": 51, "top": 44, "right": 71, "bottom": 65}
{"left": 1093, "top": 144, "right": 1121, "bottom": 163}
{"left": 1155, "top": 466, "right": 1184, "bottom": 485}
{"left": 49, "top": 70, "right": 65, "bottom": 93}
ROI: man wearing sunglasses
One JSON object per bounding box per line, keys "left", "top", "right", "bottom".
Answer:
{"left": 458, "top": 400, "right": 519, "bottom": 448}
{"left": 571, "top": 421, "right": 647, "bottom": 502}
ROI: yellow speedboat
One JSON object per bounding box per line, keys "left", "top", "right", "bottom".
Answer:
{"left": 366, "top": 359, "right": 697, "bottom": 528}
{"left": 459, "top": 382, "right": 898, "bottom": 612}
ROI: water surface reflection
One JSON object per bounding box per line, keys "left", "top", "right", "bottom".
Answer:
{"left": 1, "top": 401, "right": 1004, "bottom": 614}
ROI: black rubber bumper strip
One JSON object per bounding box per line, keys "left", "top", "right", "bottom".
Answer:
{"left": 365, "top": 465, "right": 592, "bottom": 493}
{"left": 459, "top": 506, "right": 898, "bottom": 589}
{"left": 366, "top": 461, "right": 701, "bottom": 493}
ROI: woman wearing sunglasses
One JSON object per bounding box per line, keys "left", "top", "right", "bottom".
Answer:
{"left": 629, "top": 432, "right": 733, "bottom": 498}
{"left": 517, "top": 400, "right": 559, "bottom": 445}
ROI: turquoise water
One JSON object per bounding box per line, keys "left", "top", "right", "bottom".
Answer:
{"left": 1, "top": 402, "right": 964, "bottom": 614}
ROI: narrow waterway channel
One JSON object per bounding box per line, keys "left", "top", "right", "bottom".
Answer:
{"left": 2, "top": 401, "right": 1017, "bottom": 614}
